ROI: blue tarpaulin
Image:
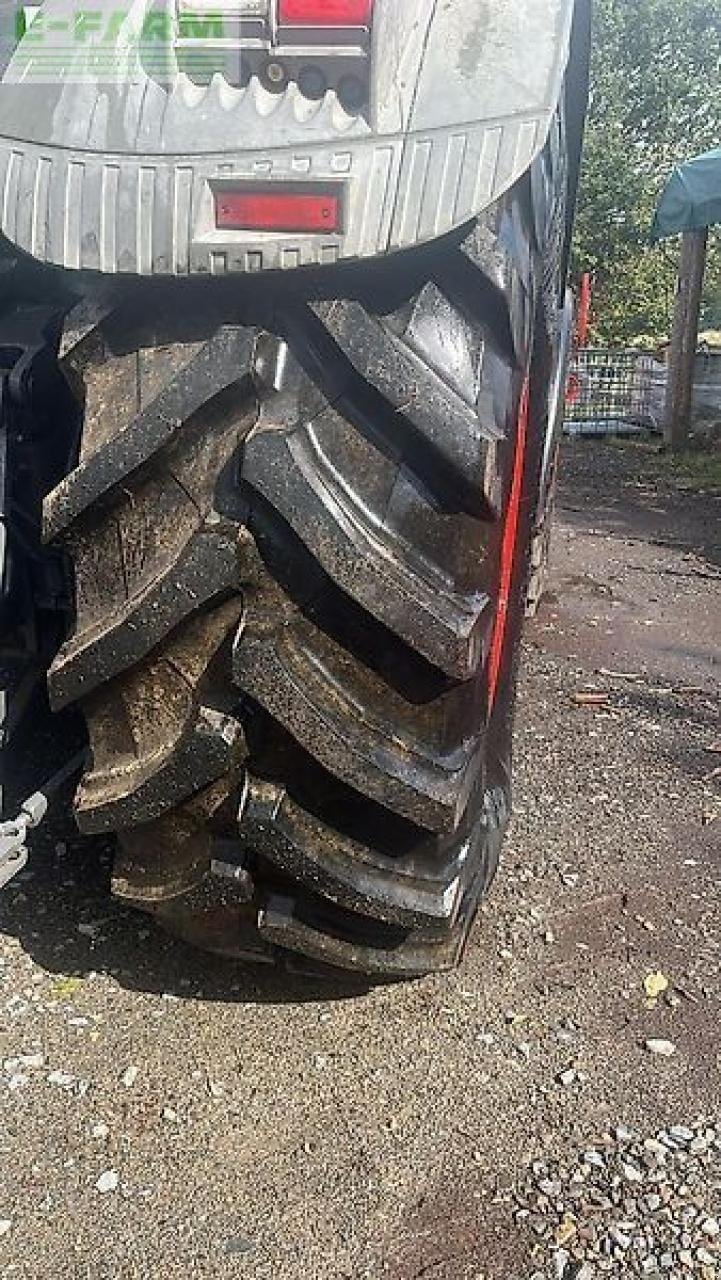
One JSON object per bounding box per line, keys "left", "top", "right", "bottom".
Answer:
{"left": 652, "top": 147, "right": 721, "bottom": 239}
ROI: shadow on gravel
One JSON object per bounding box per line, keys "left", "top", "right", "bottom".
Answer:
{"left": 1, "top": 830, "right": 374, "bottom": 1007}
{"left": 611, "top": 684, "right": 721, "bottom": 788}
{"left": 2, "top": 710, "right": 372, "bottom": 1007}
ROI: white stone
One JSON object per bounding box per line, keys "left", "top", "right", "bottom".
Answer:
{"left": 645, "top": 1039, "right": 676, "bottom": 1058}
{"left": 95, "top": 1170, "right": 119, "bottom": 1194}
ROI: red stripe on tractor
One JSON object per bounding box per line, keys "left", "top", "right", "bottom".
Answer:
{"left": 487, "top": 378, "right": 530, "bottom": 713}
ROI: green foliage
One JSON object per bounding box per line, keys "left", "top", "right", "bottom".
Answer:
{"left": 572, "top": 0, "right": 721, "bottom": 345}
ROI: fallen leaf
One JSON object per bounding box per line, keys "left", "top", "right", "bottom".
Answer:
{"left": 556, "top": 1218, "right": 578, "bottom": 1246}
{"left": 644, "top": 972, "right": 669, "bottom": 1001}
{"left": 48, "top": 977, "right": 83, "bottom": 1000}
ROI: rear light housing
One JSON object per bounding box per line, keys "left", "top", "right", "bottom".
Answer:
{"left": 176, "top": 0, "right": 373, "bottom": 101}
{"left": 215, "top": 186, "right": 342, "bottom": 235}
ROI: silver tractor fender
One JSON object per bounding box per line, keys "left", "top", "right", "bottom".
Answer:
{"left": 0, "top": 0, "right": 575, "bottom": 274}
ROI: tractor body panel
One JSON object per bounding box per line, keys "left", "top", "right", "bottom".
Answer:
{"left": 0, "top": 0, "right": 574, "bottom": 274}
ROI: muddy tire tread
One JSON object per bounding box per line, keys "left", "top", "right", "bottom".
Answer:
{"left": 42, "top": 147, "right": 562, "bottom": 975}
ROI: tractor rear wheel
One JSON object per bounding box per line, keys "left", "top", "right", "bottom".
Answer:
{"left": 42, "top": 142, "right": 565, "bottom": 978}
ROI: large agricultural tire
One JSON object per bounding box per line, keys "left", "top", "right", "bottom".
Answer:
{"left": 38, "top": 123, "right": 568, "bottom": 979}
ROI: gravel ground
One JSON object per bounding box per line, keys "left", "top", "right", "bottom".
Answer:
{"left": 1, "top": 439, "right": 719, "bottom": 1280}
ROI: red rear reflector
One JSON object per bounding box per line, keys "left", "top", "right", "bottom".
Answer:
{"left": 215, "top": 189, "right": 341, "bottom": 234}
{"left": 278, "top": 0, "right": 372, "bottom": 25}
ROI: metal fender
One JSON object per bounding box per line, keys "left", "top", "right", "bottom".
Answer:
{"left": 0, "top": 0, "right": 576, "bottom": 274}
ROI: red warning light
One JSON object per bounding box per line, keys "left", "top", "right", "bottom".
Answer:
{"left": 278, "top": 0, "right": 373, "bottom": 25}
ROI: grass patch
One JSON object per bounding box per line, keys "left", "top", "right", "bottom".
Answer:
{"left": 663, "top": 449, "right": 721, "bottom": 491}
{"left": 582, "top": 434, "right": 721, "bottom": 492}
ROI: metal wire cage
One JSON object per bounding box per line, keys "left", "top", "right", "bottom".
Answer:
{"left": 564, "top": 348, "right": 663, "bottom": 435}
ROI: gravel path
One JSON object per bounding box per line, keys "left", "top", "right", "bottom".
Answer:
{"left": 1, "top": 440, "right": 719, "bottom": 1280}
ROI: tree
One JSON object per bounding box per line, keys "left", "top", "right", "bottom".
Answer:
{"left": 572, "top": 0, "right": 721, "bottom": 345}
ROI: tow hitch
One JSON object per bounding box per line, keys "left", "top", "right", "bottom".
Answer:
{"left": 0, "top": 285, "right": 85, "bottom": 891}
{"left": 0, "top": 750, "right": 87, "bottom": 889}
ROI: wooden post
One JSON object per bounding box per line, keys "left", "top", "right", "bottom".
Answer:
{"left": 664, "top": 228, "right": 708, "bottom": 450}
